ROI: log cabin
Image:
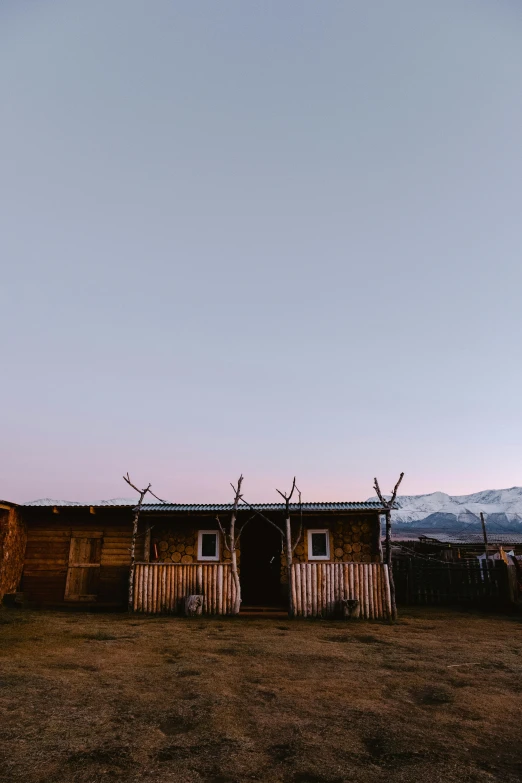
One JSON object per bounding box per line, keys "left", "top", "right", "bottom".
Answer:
{"left": 5, "top": 499, "right": 394, "bottom": 618}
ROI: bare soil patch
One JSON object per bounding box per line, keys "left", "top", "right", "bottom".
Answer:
{"left": 0, "top": 608, "right": 520, "bottom": 782}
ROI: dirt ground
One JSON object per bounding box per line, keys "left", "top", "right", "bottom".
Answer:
{"left": 0, "top": 608, "right": 521, "bottom": 783}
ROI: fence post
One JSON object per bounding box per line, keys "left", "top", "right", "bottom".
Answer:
{"left": 504, "top": 563, "right": 517, "bottom": 604}
{"left": 405, "top": 560, "right": 412, "bottom": 604}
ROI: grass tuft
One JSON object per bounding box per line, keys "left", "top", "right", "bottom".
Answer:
{"left": 80, "top": 631, "right": 118, "bottom": 641}
{"left": 413, "top": 684, "right": 455, "bottom": 705}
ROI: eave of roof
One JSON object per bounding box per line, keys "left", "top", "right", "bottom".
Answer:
{"left": 20, "top": 500, "right": 396, "bottom": 512}
{"left": 22, "top": 500, "right": 136, "bottom": 508}
{"left": 140, "top": 501, "right": 393, "bottom": 512}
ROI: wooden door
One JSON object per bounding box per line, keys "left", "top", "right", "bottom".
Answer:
{"left": 64, "top": 534, "right": 103, "bottom": 601}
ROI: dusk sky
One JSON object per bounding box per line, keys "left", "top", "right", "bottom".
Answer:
{"left": 1, "top": 1, "right": 522, "bottom": 504}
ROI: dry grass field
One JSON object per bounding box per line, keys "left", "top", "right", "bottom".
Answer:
{"left": 0, "top": 608, "right": 521, "bottom": 783}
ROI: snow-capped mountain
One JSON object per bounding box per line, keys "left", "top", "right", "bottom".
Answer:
{"left": 23, "top": 489, "right": 522, "bottom": 531}
{"left": 367, "top": 487, "right": 522, "bottom": 531}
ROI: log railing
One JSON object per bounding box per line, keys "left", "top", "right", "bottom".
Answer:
{"left": 133, "top": 561, "right": 392, "bottom": 618}
{"left": 133, "top": 563, "right": 237, "bottom": 614}
{"left": 291, "top": 562, "right": 392, "bottom": 619}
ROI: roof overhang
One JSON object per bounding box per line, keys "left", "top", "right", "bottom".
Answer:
{"left": 19, "top": 500, "right": 397, "bottom": 514}
{"left": 0, "top": 500, "right": 19, "bottom": 510}
{"left": 139, "top": 502, "right": 395, "bottom": 514}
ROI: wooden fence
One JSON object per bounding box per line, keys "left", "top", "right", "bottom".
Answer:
{"left": 393, "top": 558, "right": 516, "bottom": 605}
{"left": 291, "top": 562, "right": 392, "bottom": 619}
{"left": 133, "top": 563, "right": 237, "bottom": 614}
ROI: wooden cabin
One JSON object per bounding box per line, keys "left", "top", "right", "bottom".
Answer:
{"left": 11, "top": 500, "right": 393, "bottom": 618}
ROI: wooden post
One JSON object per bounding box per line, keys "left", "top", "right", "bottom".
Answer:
{"left": 229, "top": 510, "right": 241, "bottom": 614}
{"left": 216, "top": 475, "right": 244, "bottom": 615}
{"left": 294, "top": 564, "right": 301, "bottom": 615}
{"left": 480, "top": 512, "right": 489, "bottom": 564}
{"left": 383, "top": 564, "right": 393, "bottom": 618}
{"left": 276, "top": 477, "right": 300, "bottom": 617}
{"left": 122, "top": 473, "right": 168, "bottom": 612}
{"left": 385, "top": 510, "right": 397, "bottom": 620}
{"left": 285, "top": 514, "right": 294, "bottom": 615}
{"left": 376, "top": 513, "right": 384, "bottom": 563}
{"left": 373, "top": 473, "right": 404, "bottom": 622}
{"left": 144, "top": 525, "right": 151, "bottom": 563}
{"left": 127, "top": 487, "right": 148, "bottom": 612}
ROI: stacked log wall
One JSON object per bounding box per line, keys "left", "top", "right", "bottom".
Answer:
{"left": 0, "top": 504, "right": 27, "bottom": 602}
{"left": 151, "top": 520, "right": 237, "bottom": 566}
{"left": 152, "top": 512, "right": 380, "bottom": 575}
{"left": 280, "top": 512, "right": 382, "bottom": 585}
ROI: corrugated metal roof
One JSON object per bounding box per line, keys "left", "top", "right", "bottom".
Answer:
{"left": 140, "top": 501, "right": 390, "bottom": 512}
{"left": 419, "top": 532, "right": 522, "bottom": 545}
{"left": 22, "top": 498, "right": 136, "bottom": 507}
{"left": 20, "top": 499, "right": 393, "bottom": 512}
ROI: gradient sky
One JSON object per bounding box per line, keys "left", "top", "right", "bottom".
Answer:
{"left": 1, "top": 1, "right": 522, "bottom": 504}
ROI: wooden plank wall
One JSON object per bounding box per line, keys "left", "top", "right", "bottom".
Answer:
{"left": 22, "top": 528, "right": 70, "bottom": 604}
{"left": 98, "top": 525, "right": 135, "bottom": 604}
{"left": 393, "top": 559, "right": 514, "bottom": 605}
{"left": 291, "top": 563, "right": 392, "bottom": 619}
{"left": 134, "top": 563, "right": 236, "bottom": 614}
{"left": 21, "top": 512, "right": 138, "bottom": 606}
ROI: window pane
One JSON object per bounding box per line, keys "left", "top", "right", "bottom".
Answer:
{"left": 311, "top": 533, "right": 327, "bottom": 557}
{"left": 201, "top": 533, "right": 217, "bottom": 558}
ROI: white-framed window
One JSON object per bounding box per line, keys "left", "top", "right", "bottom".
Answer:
{"left": 197, "top": 530, "right": 220, "bottom": 561}
{"left": 307, "top": 529, "right": 330, "bottom": 561}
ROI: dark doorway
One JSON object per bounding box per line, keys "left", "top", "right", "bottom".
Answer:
{"left": 240, "top": 517, "right": 284, "bottom": 607}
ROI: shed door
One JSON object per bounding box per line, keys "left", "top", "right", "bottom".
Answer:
{"left": 64, "top": 534, "right": 103, "bottom": 601}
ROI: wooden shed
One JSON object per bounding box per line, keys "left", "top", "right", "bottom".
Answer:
{"left": 18, "top": 502, "right": 138, "bottom": 609}
{"left": 13, "top": 500, "right": 392, "bottom": 617}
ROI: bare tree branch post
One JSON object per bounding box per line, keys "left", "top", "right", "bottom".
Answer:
{"left": 213, "top": 476, "right": 303, "bottom": 618}
{"left": 238, "top": 499, "right": 285, "bottom": 537}
{"left": 123, "top": 473, "right": 167, "bottom": 612}
{"left": 216, "top": 475, "right": 244, "bottom": 615}
{"left": 376, "top": 516, "right": 384, "bottom": 563}
{"left": 276, "top": 477, "right": 298, "bottom": 617}
{"left": 373, "top": 472, "right": 404, "bottom": 621}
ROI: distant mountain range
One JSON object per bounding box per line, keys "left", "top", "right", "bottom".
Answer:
{"left": 367, "top": 487, "right": 522, "bottom": 532}
{"left": 24, "top": 488, "right": 522, "bottom": 533}
{"left": 23, "top": 498, "right": 136, "bottom": 506}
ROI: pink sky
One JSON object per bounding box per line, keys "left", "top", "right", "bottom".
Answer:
{"left": 2, "top": 2, "right": 521, "bottom": 504}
